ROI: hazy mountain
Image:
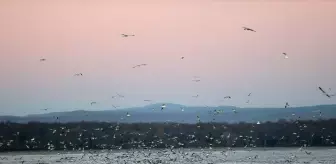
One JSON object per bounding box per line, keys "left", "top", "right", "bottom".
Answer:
{"left": 1, "top": 103, "right": 335, "bottom": 123}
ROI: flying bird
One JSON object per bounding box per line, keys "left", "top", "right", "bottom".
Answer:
{"left": 144, "top": 100, "right": 152, "bottom": 102}
{"left": 192, "top": 95, "right": 199, "bottom": 98}
{"left": 248, "top": 93, "right": 252, "bottom": 96}
{"left": 283, "top": 53, "right": 289, "bottom": 59}
{"left": 121, "top": 34, "right": 135, "bottom": 37}
{"left": 161, "top": 104, "right": 166, "bottom": 110}
{"left": 305, "top": 151, "right": 312, "bottom": 155}
{"left": 285, "top": 102, "right": 289, "bottom": 108}
{"left": 224, "top": 96, "right": 231, "bottom": 99}
{"left": 116, "top": 93, "right": 124, "bottom": 98}
{"left": 112, "top": 105, "right": 119, "bottom": 109}
{"left": 40, "top": 58, "right": 46, "bottom": 62}
{"left": 90, "top": 102, "right": 97, "bottom": 106}
{"left": 40, "top": 108, "right": 49, "bottom": 111}
{"left": 243, "top": 27, "right": 256, "bottom": 32}
{"left": 318, "top": 87, "right": 335, "bottom": 98}
{"left": 232, "top": 108, "right": 238, "bottom": 114}
{"left": 181, "top": 57, "right": 184, "bottom": 59}
{"left": 132, "top": 64, "right": 147, "bottom": 68}
{"left": 74, "top": 73, "right": 83, "bottom": 76}
{"left": 192, "top": 79, "right": 201, "bottom": 82}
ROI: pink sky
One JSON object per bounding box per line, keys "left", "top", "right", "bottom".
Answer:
{"left": 1, "top": 0, "right": 336, "bottom": 115}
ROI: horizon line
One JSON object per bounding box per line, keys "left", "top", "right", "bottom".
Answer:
{"left": 1, "top": 103, "right": 335, "bottom": 117}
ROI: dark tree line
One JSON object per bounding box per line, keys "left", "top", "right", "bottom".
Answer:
{"left": 0, "top": 119, "right": 335, "bottom": 152}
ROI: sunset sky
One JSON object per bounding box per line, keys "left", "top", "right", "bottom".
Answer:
{"left": 0, "top": 0, "right": 336, "bottom": 116}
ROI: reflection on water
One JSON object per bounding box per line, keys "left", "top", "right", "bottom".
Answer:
{"left": 0, "top": 148, "right": 335, "bottom": 164}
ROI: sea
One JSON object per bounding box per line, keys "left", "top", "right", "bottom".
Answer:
{"left": 0, "top": 147, "right": 336, "bottom": 164}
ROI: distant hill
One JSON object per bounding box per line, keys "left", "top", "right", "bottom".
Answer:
{"left": 1, "top": 104, "right": 336, "bottom": 123}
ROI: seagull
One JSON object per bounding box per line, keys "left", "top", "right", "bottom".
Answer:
{"left": 246, "top": 100, "right": 250, "bottom": 103}
{"left": 121, "top": 34, "right": 135, "bottom": 37}
{"left": 248, "top": 93, "right": 252, "bottom": 96}
{"left": 181, "top": 57, "right": 184, "bottom": 59}
{"left": 144, "top": 100, "right": 152, "bottom": 102}
{"left": 319, "top": 87, "right": 335, "bottom": 98}
{"left": 192, "top": 95, "right": 199, "bottom": 98}
{"left": 242, "top": 27, "right": 256, "bottom": 32}
{"left": 161, "top": 104, "right": 166, "bottom": 110}
{"left": 112, "top": 105, "right": 119, "bottom": 109}
{"left": 224, "top": 96, "right": 231, "bottom": 99}
{"left": 283, "top": 53, "right": 289, "bottom": 59}
{"left": 232, "top": 108, "right": 238, "bottom": 114}
{"left": 192, "top": 79, "right": 201, "bottom": 82}
{"left": 132, "top": 64, "right": 147, "bottom": 68}
{"left": 90, "top": 102, "right": 97, "bottom": 106}
{"left": 40, "top": 108, "right": 49, "bottom": 111}
{"left": 40, "top": 58, "right": 46, "bottom": 62}
{"left": 285, "top": 102, "right": 289, "bottom": 108}
{"left": 196, "top": 115, "right": 201, "bottom": 122}
{"left": 74, "top": 73, "right": 83, "bottom": 76}
{"left": 116, "top": 93, "right": 124, "bottom": 98}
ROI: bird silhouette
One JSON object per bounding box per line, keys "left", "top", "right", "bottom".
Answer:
{"left": 121, "top": 34, "right": 135, "bottom": 37}
{"left": 132, "top": 64, "right": 147, "bottom": 68}
{"left": 243, "top": 27, "right": 256, "bottom": 32}
{"left": 285, "top": 102, "right": 290, "bottom": 108}
{"left": 319, "top": 87, "right": 335, "bottom": 98}
{"left": 116, "top": 93, "right": 124, "bottom": 98}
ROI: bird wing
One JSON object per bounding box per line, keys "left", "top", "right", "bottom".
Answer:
{"left": 319, "top": 87, "right": 328, "bottom": 94}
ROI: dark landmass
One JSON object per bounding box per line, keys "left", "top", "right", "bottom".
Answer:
{"left": 0, "top": 118, "right": 335, "bottom": 152}
{"left": 0, "top": 104, "right": 335, "bottom": 123}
